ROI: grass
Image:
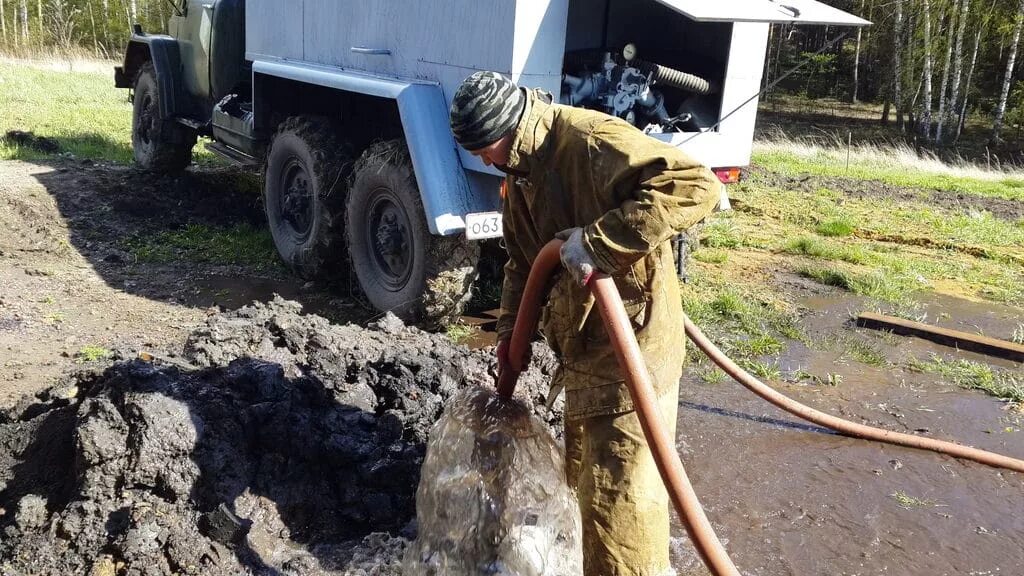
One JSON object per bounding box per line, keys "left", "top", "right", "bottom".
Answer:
{"left": 797, "top": 264, "right": 918, "bottom": 304}
{"left": 816, "top": 218, "right": 856, "bottom": 237}
{"left": 0, "top": 60, "right": 212, "bottom": 164}
{"left": 753, "top": 135, "right": 1024, "bottom": 202}
{"left": 840, "top": 337, "right": 888, "bottom": 367}
{"left": 891, "top": 490, "right": 939, "bottom": 509}
{"left": 692, "top": 249, "right": 729, "bottom": 264}
{"left": 445, "top": 321, "right": 478, "bottom": 344}
{"left": 909, "top": 355, "right": 1024, "bottom": 405}
{"left": 76, "top": 345, "right": 113, "bottom": 363}
{"left": 739, "top": 359, "right": 782, "bottom": 380}
{"left": 783, "top": 236, "right": 876, "bottom": 265}
{"left": 701, "top": 220, "right": 743, "bottom": 249}
{"left": 125, "top": 223, "right": 279, "bottom": 269}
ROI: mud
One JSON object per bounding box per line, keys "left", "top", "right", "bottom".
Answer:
{"left": 670, "top": 291, "right": 1024, "bottom": 575}
{"left": 0, "top": 298, "right": 561, "bottom": 576}
{"left": 747, "top": 165, "right": 1024, "bottom": 222}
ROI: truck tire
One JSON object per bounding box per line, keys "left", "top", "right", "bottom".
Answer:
{"left": 346, "top": 140, "right": 479, "bottom": 328}
{"left": 264, "top": 116, "right": 352, "bottom": 279}
{"left": 131, "top": 62, "right": 196, "bottom": 172}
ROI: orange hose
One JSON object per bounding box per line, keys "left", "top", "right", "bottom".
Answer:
{"left": 497, "top": 239, "right": 740, "bottom": 576}
{"left": 683, "top": 318, "right": 1024, "bottom": 474}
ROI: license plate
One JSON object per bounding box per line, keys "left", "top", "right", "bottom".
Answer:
{"left": 464, "top": 212, "right": 503, "bottom": 240}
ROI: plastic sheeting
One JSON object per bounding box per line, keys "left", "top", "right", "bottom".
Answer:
{"left": 403, "top": 387, "right": 581, "bottom": 575}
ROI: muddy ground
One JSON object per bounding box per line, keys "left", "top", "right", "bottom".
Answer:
{"left": 1, "top": 156, "right": 1022, "bottom": 575}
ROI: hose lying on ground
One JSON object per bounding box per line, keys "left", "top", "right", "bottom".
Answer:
{"left": 683, "top": 318, "right": 1024, "bottom": 474}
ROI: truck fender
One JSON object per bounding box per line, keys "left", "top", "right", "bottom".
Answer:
{"left": 114, "top": 35, "right": 184, "bottom": 120}
{"left": 252, "top": 60, "right": 497, "bottom": 236}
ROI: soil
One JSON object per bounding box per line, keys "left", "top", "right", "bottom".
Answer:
{"left": 0, "top": 298, "right": 561, "bottom": 575}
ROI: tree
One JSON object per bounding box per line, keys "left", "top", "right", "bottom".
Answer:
{"left": 852, "top": 0, "right": 866, "bottom": 102}
{"left": 1, "top": 0, "right": 7, "bottom": 45}
{"left": 938, "top": 0, "right": 971, "bottom": 145}
{"left": 893, "top": 0, "right": 906, "bottom": 131}
{"left": 18, "top": 0, "right": 27, "bottom": 43}
{"left": 920, "top": 0, "right": 935, "bottom": 141}
{"left": 992, "top": 0, "right": 1024, "bottom": 142}
{"left": 936, "top": 0, "right": 957, "bottom": 145}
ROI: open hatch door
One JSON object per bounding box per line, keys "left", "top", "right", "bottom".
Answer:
{"left": 654, "top": 0, "right": 871, "bottom": 26}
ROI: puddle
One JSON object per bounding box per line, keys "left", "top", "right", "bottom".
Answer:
{"left": 669, "top": 292, "right": 1023, "bottom": 574}
{"left": 459, "top": 308, "right": 500, "bottom": 350}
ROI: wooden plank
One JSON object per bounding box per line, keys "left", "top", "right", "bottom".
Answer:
{"left": 856, "top": 312, "right": 1024, "bottom": 362}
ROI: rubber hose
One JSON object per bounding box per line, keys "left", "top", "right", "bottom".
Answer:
{"left": 497, "top": 240, "right": 741, "bottom": 576}
{"left": 683, "top": 318, "right": 1024, "bottom": 474}
{"left": 634, "top": 59, "right": 714, "bottom": 95}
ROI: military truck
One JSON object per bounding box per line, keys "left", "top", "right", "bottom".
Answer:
{"left": 114, "top": 0, "right": 866, "bottom": 326}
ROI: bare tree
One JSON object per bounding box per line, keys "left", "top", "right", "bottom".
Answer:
{"left": 992, "top": 0, "right": 1024, "bottom": 142}
{"left": 894, "top": 0, "right": 906, "bottom": 131}
{"left": 920, "top": 0, "right": 935, "bottom": 141}
{"left": 936, "top": 0, "right": 957, "bottom": 145}
{"left": 45, "top": 0, "right": 78, "bottom": 51}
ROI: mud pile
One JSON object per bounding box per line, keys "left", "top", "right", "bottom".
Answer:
{"left": 0, "top": 298, "right": 560, "bottom": 576}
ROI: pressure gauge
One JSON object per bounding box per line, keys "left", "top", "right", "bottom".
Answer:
{"left": 622, "top": 43, "right": 638, "bottom": 62}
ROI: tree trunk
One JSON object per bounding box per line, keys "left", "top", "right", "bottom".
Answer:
{"left": 852, "top": 0, "right": 865, "bottom": 103}
{"left": 894, "top": 0, "right": 905, "bottom": 131}
{"left": 920, "top": 0, "right": 934, "bottom": 142}
{"left": 18, "top": 0, "right": 27, "bottom": 43}
{"left": 957, "top": 11, "right": 986, "bottom": 141}
{"left": 35, "top": 0, "right": 40, "bottom": 41}
{"left": 935, "top": 1, "right": 957, "bottom": 145}
{"left": 88, "top": 2, "right": 99, "bottom": 57}
{"left": 941, "top": 0, "right": 970, "bottom": 145}
{"left": 1, "top": 0, "right": 7, "bottom": 45}
{"left": 992, "top": 0, "right": 1024, "bottom": 142}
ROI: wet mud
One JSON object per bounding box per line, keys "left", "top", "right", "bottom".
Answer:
{"left": 0, "top": 298, "right": 562, "bottom": 576}
{"left": 671, "top": 292, "right": 1024, "bottom": 575}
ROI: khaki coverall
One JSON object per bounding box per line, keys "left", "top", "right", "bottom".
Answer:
{"left": 495, "top": 89, "right": 721, "bottom": 575}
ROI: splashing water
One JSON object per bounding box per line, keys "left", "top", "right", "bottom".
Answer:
{"left": 403, "top": 387, "right": 582, "bottom": 575}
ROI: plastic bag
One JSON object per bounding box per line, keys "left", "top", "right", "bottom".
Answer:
{"left": 403, "top": 387, "right": 581, "bottom": 575}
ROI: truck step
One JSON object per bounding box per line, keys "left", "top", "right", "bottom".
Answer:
{"left": 205, "top": 141, "right": 259, "bottom": 168}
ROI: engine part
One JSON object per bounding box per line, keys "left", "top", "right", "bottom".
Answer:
{"left": 561, "top": 47, "right": 712, "bottom": 132}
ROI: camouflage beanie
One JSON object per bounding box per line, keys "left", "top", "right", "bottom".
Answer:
{"left": 450, "top": 71, "right": 526, "bottom": 151}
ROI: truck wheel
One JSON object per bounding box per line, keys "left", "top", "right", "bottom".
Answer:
{"left": 264, "top": 116, "right": 352, "bottom": 279}
{"left": 346, "top": 140, "right": 479, "bottom": 328}
{"left": 131, "top": 62, "right": 196, "bottom": 172}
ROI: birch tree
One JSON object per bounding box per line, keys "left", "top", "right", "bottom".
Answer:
{"left": 992, "top": 0, "right": 1024, "bottom": 142}
{"left": 938, "top": 0, "right": 970, "bottom": 144}
{"left": 1, "top": 0, "right": 7, "bottom": 44}
{"left": 894, "top": 0, "right": 906, "bottom": 131}
{"left": 852, "top": 0, "right": 866, "bottom": 102}
{"left": 920, "top": 0, "right": 935, "bottom": 141}
{"left": 936, "top": 1, "right": 957, "bottom": 145}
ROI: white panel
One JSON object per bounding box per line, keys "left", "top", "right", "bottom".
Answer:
{"left": 654, "top": 0, "right": 870, "bottom": 26}
{"left": 512, "top": 0, "right": 570, "bottom": 76}
{"left": 245, "top": 0, "right": 303, "bottom": 60}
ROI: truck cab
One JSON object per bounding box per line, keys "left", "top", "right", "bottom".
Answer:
{"left": 114, "top": 0, "right": 867, "bottom": 327}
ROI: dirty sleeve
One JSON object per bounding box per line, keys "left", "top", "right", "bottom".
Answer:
{"left": 581, "top": 120, "right": 721, "bottom": 275}
{"left": 495, "top": 181, "right": 530, "bottom": 342}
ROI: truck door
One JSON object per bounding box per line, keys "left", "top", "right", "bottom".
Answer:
{"left": 169, "top": 0, "right": 214, "bottom": 103}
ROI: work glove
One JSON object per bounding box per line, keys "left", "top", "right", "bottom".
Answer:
{"left": 496, "top": 337, "right": 531, "bottom": 376}
{"left": 555, "top": 227, "right": 598, "bottom": 287}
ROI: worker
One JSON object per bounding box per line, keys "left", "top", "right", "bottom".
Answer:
{"left": 450, "top": 71, "right": 721, "bottom": 576}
